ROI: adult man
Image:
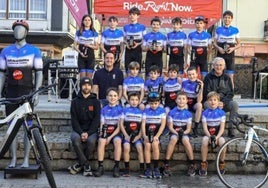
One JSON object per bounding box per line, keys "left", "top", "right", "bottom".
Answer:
{"left": 0, "top": 20, "right": 43, "bottom": 167}
{"left": 203, "top": 57, "right": 238, "bottom": 138}
{"left": 68, "top": 77, "right": 101, "bottom": 176}
{"left": 92, "top": 51, "right": 124, "bottom": 106}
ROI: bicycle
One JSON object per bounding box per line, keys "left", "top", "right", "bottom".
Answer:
{"left": 216, "top": 113, "right": 268, "bottom": 188}
{"left": 0, "top": 84, "right": 57, "bottom": 188}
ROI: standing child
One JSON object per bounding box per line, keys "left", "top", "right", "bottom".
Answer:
{"left": 100, "top": 16, "right": 124, "bottom": 68}
{"left": 182, "top": 66, "right": 203, "bottom": 137}
{"left": 162, "top": 91, "right": 197, "bottom": 177}
{"left": 120, "top": 92, "right": 144, "bottom": 177}
{"left": 142, "top": 16, "right": 167, "bottom": 76}
{"left": 142, "top": 92, "right": 166, "bottom": 179}
{"left": 94, "top": 88, "right": 123, "bottom": 178}
{"left": 199, "top": 91, "right": 226, "bottom": 176}
{"left": 123, "top": 61, "right": 145, "bottom": 110}
{"left": 187, "top": 16, "right": 212, "bottom": 80}
{"left": 166, "top": 17, "right": 187, "bottom": 77}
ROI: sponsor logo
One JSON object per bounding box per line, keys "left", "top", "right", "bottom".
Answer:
{"left": 13, "top": 70, "right": 23, "bottom": 80}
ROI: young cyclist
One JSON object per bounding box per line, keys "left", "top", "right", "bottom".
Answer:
{"left": 100, "top": 16, "right": 124, "bottom": 68}
{"left": 122, "top": 61, "right": 145, "bottom": 110}
{"left": 141, "top": 92, "right": 166, "bottom": 179}
{"left": 120, "top": 92, "right": 145, "bottom": 177}
{"left": 166, "top": 17, "right": 187, "bottom": 77}
{"left": 187, "top": 16, "right": 212, "bottom": 80}
{"left": 142, "top": 16, "right": 167, "bottom": 76}
{"left": 73, "top": 14, "right": 99, "bottom": 78}
{"left": 94, "top": 88, "right": 123, "bottom": 178}
{"left": 123, "top": 7, "right": 146, "bottom": 72}
{"left": 144, "top": 65, "right": 164, "bottom": 98}
{"left": 199, "top": 91, "right": 226, "bottom": 176}
{"left": 162, "top": 91, "right": 197, "bottom": 177}
{"left": 214, "top": 10, "right": 241, "bottom": 89}
{"left": 181, "top": 66, "right": 203, "bottom": 137}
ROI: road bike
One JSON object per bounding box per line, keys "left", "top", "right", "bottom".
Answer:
{"left": 0, "top": 84, "right": 57, "bottom": 188}
{"left": 216, "top": 113, "right": 268, "bottom": 188}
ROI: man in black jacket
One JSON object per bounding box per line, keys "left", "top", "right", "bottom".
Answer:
{"left": 203, "top": 57, "right": 238, "bottom": 138}
{"left": 68, "top": 77, "right": 101, "bottom": 176}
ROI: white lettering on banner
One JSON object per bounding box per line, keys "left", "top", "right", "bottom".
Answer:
{"left": 123, "top": 1, "right": 192, "bottom": 12}
{"left": 69, "top": 0, "right": 79, "bottom": 13}
{"left": 161, "top": 17, "right": 195, "bottom": 25}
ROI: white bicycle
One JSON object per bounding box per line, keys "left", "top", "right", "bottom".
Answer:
{"left": 216, "top": 113, "right": 268, "bottom": 188}
{"left": 0, "top": 85, "right": 57, "bottom": 188}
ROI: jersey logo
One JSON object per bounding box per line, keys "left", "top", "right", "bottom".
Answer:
{"left": 172, "top": 47, "right": 179, "bottom": 54}
{"left": 209, "top": 127, "right": 216, "bottom": 135}
{"left": 13, "top": 70, "right": 23, "bottom": 80}
{"left": 196, "top": 47, "right": 204, "bottom": 55}
{"left": 149, "top": 124, "right": 156, "bottom": 131}
{"left": 107, "top": 125, "right": 115, "bottom": 134}
{"left": 110, "top": 46, "right": 117, "bottom": 53}
{"left": 130, "top": 122, "right": 137, "bottom": 131}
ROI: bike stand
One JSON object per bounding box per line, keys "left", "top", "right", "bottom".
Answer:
{"left": 4, "top": 164, "right": 41, "bottom": 179}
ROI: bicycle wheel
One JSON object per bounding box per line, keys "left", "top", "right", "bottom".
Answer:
{"left": 216, "top": 137, "right": 268, "bottom": 188}
{"left": 32, "top": 128, "right": 57, "bottom": 188}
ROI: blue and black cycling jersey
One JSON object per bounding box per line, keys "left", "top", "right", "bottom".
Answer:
{"left": 123, "top": 76, "right": 144, "bottom": 95}
{"left": 144, "top": 76, "right": 164, "bottom": 93}
{"left": 163, "top": 78, "right": 181, "bottom": 107}
{"left": 122, "top": 106, "right": 143, "bottom": 135}
{"left": 167, "top": 30, "right": 187, "bottom": 56}
{"left": 123, "top": 23, "right": 146, "bottom": 49}
{"left": 75, "top": 29, "right": 98, "bottom": 57}
{"left": 143, "top": 31, "right": 167, "bottom": 54}
{"left": 0, "top": 43, "right": 42, "bottom": 88}
{"left": 182, "top": 78, "right": 201, "bottom": 108}
{"left": 168, "top": 107, "right": 192, "bottom": 132}
{"left": 202, "top": 108, "right": 226, "bottom": 136}
{"left": 101, "top": 28, "right": 124, "bottom": 54}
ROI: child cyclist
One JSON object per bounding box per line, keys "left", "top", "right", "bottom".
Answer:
{"left": 120, "top": 92, "right": 145, "bottom": 177}
{"left": 94, "top": 88, "right": 123, "bottom": 178}
{"left": 141, "top": 92, "right": 166, "bottom": 179}
{"left": 162, "top": 91, "right": 197, "bottom": 177}
{"left": 181, "top": 66, "right": 203, "bottom": 137}
{"left": 122, "top": 61, "right": 145, "bottom": 110}
{"left": 199, "top": 91, "right": 226, "bottom": 176}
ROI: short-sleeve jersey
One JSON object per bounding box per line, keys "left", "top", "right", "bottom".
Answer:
{"left": 123, "top": 23, "right": 146, "bottom": 43}
{"left": 168, "top": 107, "right": 192, "bottom": 131}
{"left": 163, "top": 78, "right": 181, "bottom": 105}
{"left": 143, "top": 32, "right": 167, "bottom": 49}
{"left": 143, "top": 106, "right": 166, "bottom": 134}
{"left": 214, "top": 26, "right": 240, "bottom": 44}
{"left": 144, "top": 76, "right": 165, "bottom": 93}
{"left": 0, "top": 43, "right": 43, "bottom": 87}
{"left": 167, "top": 30, "right": 187, "bottom": 56}
{"left": 121, "top": 106, "right": 143, "bottom": 134}
{"left": 123, "top": 76, "right": 144, "bottom": 94}
{"left": 202, "top": 108, "right": 226, "bottom": 136}
{"left": 101, "top": 28, "right": 124, "bottom": 53}
{"left": 101, "top": 104, "right": 123, "bottom": 134}
{"left": 182, "top": 79, "right": 200, "bottom": 99}
{"left": 75, "top": 29, "right": 98, "bottom": 45}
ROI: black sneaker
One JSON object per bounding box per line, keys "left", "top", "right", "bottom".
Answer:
{"left": 68, "top": 163, "right": 82, "bottom": 175}
{"left": 162, "top": 165, "right": 172, "bottom": 177}
{"left": 83, "top": 164, "right": 93, "bottom": 176}
{"left": 113, "top": 166, "right": 120, "bottom": 178}
{"left": 144, "top": 168, "right": 153, "bottom": 179}
{"left": 94, "top": 166, "right": 104, "bottom": 177}
{"left": 153, "top": 168, "right": 162, "bottom": 179}
{"left": 122, "top": 168, "right": 130, "bottom": 177}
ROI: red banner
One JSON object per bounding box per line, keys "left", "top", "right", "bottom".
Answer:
{"left": 64, "top": 0, "right": 88, "bottom": 25}
{"left": 94, "top": 0, "right": 222, "bottom": 28}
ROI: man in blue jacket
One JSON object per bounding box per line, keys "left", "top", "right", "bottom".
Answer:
{"left": 68, "top": 77, "right": 101, "bottom": 176}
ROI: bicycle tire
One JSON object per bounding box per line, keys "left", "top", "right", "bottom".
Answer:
{"left": 32, "top": 128, "right": 57, "bottom": 188}
{"left": 216, "top": 137, "right": 268, "bottom": 188}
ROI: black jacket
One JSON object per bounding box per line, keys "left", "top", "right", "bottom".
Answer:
{"left": 70, "top": 91, "right": 101, "bottom": 135}
{"left": 203, "top": 69, "right": 234, "bottom": 104}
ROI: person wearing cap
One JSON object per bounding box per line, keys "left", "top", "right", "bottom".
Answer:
{"left": 187, "top": 16, "right": 212, "bottom": 80}
{"left": 213, "top": 10, "right": 241, "bottom": 89}
{"left": 69, "top": 77, "right": 101, "bottom": 176}
{"left": 166, "top": 17, "right": 187, "bottom": 78}
{"left": 0, "top": 20, "right": 43, "bottom": 168}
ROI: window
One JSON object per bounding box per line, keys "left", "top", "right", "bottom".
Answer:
{"left": 0, "top": 0, "right": 47, "bottom": 20}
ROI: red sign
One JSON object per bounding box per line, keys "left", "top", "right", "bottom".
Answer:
{"left": 94, "top": 0, "right": 222, "bottom": 28}
{"left": 64, "top": 0, "right": 88, "bottom": 25}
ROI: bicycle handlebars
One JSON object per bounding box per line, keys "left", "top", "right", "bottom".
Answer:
{"left": 0, "top": 84, "right": 57, "bottom": 105}
{"left": 231, "top": 113, "right": 254, "bottom": 134}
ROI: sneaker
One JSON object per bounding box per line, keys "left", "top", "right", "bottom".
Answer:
{"left": 83, "top": 164, "right": 93, "bottom": 176}
{"left": 113, "top": 166, "right": 120, "bottom": 178}
{"left": 153, "top": 168, "right": 162, "bottom": 179}
{"left": 187, "top": 164, "right": 197, "bottom": 176}
{"left": 162, "top": 165, "right": 172, "bottom": 177}
{"left": 219, "top": 162, "right": 225, "bottom": 175}
{"left": 138, "top": 169, "right": 146, "bottom": 178}
{"left": 94, "top": 166, "right": 104, "bottom": 177}
{"left": 144, "top": 168, "right": 153, "bottom": 179}
{"left": 199, "top": 161, "right": 208, "bottom": 176}
{"left": 68, "top": 163, "right": 82, "bottom": 175}
{"left": 122, "top": 168, "right": 130, "bottom": 177}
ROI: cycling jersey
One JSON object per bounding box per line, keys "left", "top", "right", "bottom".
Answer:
{"left": 143, "top": 106, "right": 166, "bottom": 136}
{"left": 123, "top": 23, "right": 146, "bottom": 70}
{"left": 101, "top": 104, "right": 123, "bottom": 136}
{"left": 122, "top": 106, "right": 143, "bottom": 135}
{"left": 163, "top": 78, "right": 181, "bottom": 109}
{"left": 168, "top": 107, "right": 192, "bottom": 132}
{"left": 101, "top": 28, "right": 124, "bottom": 59}
{"left": 182, "top": 78, "right": 201, "bottom": 109}
{"left": 202, "top": 108, "right": 226, "bottom": 136}
{"left": 0, "top": 43, "right": 42, "bottom": 88}
{"left": 144, "top": 76, "right": 164, "bottom": 93}
{"left": 123, "top": 76, "right": 144, "bottom": 94}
